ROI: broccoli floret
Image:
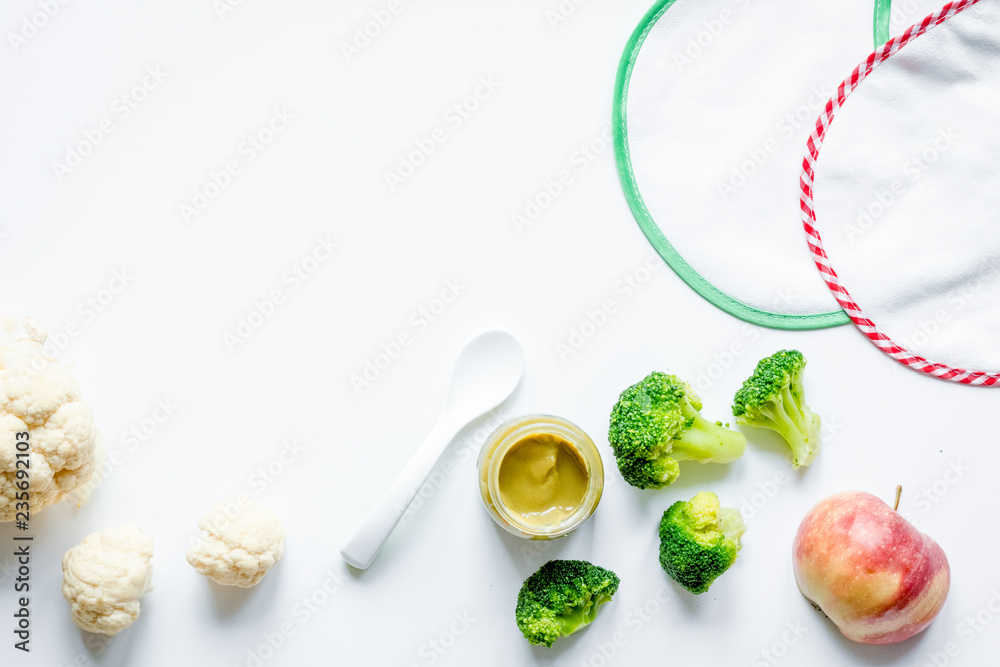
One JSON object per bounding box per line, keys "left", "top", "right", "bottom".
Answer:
{"left": 732, "top": 350, "right": 822, "bottom": 468}
{"left": 658, "top": 491, "right": 745, "bottom": 594}
{"left": 608, "top": 372, "right": 747, "bottom": 489}
{"left": 515, "top": 559, "right": 620, "bottom": 648}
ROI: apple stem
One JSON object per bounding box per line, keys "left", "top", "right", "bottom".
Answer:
{"left": 893, "top": 485, "right": 902, "bottom": 512}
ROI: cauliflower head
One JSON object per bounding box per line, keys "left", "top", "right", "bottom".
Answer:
{"left": 62, "top": 523, "right": 154, "bottom": 635}
{"left": 186, "top": 498, "right": 285, "bottom": 588}
{"left": 0, "top": 315, "right": 102, "bottom": 521}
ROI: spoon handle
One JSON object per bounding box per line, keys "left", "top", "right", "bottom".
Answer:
{"left": 340, "top": 414, "right": 457, "bottom": 569}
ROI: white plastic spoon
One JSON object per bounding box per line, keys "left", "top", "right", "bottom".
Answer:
{"left": 340, "top": 330, "right": 525, "bottom": 569}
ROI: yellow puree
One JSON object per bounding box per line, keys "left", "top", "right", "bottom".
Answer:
{"left": 497, "top": 433, "right": 589, "bottom": 525}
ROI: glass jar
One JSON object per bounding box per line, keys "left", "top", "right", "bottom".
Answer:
{"left": 478, "top": 414, "right": 604, "bottom": 540}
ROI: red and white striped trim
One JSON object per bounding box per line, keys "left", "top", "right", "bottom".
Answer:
{"left": 800, "top": 0, "right": 999, "bottom": 386}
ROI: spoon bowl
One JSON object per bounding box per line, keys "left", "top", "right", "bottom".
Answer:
{"left": 444, "top": 331, "right": 524, "bottom": 420}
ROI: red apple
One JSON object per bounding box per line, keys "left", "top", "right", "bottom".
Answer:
{"left": 792, "top": 489, "right": 950, "bottom": 644}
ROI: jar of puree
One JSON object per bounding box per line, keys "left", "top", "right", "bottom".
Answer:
{"left": 478, "top": 415, "right": 604, "bottom": 539}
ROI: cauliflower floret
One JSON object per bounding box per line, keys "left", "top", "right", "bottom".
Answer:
{"left": 186, "top": 498, "right": 285, "bottom": 588}
{"left": 62, "top": 523, "right": 154, "bottom": 635}
{"left": 0, "top": 315, "right": 102, "bottom": 521}
{"left": 0, "top": 348, "right": 81, "bottom": 427}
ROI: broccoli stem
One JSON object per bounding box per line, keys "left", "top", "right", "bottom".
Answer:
{"left": 757, "top": 400, "right": 819, "bottom": 468}
{"left": 555, "top": 600, "right": 592, "bottom": 636}
{"left": 786, "top": 377, "right": 806, "bottom": 413}
{"left": 779, "top": 383, "right": 807, "bottom": 432}
{"left": 555, "top": 593, "right": 613, "bottom": 636}
{"left": 672, "top": 406, "right": 746, "bottom": 464}
{"left": 720, "top": 507, "right": 747, "bottom": 543}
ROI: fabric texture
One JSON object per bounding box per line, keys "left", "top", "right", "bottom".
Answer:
{"left": 616, "top": 0, "right": 880, "bottom": 328}
{"left": 804, "top": 0, "right": 1000, "bottom": 382}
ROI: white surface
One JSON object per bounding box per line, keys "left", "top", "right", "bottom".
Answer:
{"left": 813, "top": 0, "right": 1000, "bottom": 373}
{"left": 340, "top": 330, "right": 524, "bottom": 569}
{"left": 1, "top": 2, "right": 997, "bottom": 667}
{"left": 625, "top": 0, "right": 873, "bottom": 316}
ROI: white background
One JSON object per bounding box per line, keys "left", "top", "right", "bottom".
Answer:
{"left": 2, "top": 1, "right": 995, "bottom": 666}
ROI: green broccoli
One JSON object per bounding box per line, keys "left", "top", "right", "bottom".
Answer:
{"left": 608, "top": 372, "right": 747, "bottom": 489}
{"left": 732, "top": 349, "right": 822, "bottom": 468}
{"left": 515, "top": 559, "right": 620, "bottom": 648}
{"left": 658, "top": 491, "right": 745, "bottom": 594}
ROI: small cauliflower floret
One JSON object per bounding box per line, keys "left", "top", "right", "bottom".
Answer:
{"left": 62, "top": 523, "right": 154, "bottom": 635}
{"left": 0, "top": 315, "right": 102, "bottom": 521}
{"left": 186, "top": 498, "right": 285, "bottom": 588}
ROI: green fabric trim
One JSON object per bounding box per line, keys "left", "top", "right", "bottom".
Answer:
{"left": 612, "top": 0, "right": 891, "bottom": 330}
{"left": 874, "top": 0, "right": 892, "bottom": 46}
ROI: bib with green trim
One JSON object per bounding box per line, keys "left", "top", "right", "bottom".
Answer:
{"left": 614, "top": 0, "right": 890, "bottom": 329}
